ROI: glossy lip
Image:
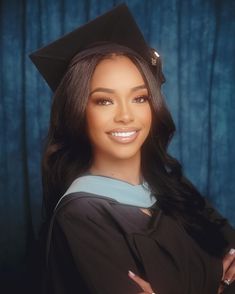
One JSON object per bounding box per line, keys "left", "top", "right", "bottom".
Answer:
{"left": 107, "top": 129, "right": 140, "bottom": 144}
{"left": 107, "top": 127, "right": 140, "bottom": 133}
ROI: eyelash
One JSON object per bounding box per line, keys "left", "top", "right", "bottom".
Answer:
{"left": 94, "top": 95, "right": 149, "bottom": 106}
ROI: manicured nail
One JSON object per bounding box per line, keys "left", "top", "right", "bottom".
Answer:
{"left": 128, "top": 270, "right": 135, "bottom": 277}
{"left": 229, "top": 248, "right": 235, "bottom": 255}
{"left": 223, "top": 279, "right": 231, "bottom": 286}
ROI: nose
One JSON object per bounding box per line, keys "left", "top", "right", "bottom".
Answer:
{"left": 114, "top": 101, "right": 134, "bottom": 124}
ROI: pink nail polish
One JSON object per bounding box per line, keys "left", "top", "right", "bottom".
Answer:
{"left": 229, "top": 248, "right": 235, "bottom": 255}
{"left": 128, "top": 270, "right": 135, "bottom": 277}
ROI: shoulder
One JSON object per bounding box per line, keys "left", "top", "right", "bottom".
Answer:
{"left": 53, "top": 192, "right": 128, "bottom": 241}
{"left": 55, "top": 192, "right": 117, "bottom": 222}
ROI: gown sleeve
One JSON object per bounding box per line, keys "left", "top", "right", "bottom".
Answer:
{"left": 48, "top": 196, "right": 145, "bottom": 294}
{"left": 203, "top": 197, "right": 235, "bottom": 249}
{"left": 202, "top": 198, "right": 235, "bottom": 294}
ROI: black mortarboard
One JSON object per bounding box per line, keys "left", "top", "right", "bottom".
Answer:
{"left": 29, "top": 3, "right": 161, "bottom": 92}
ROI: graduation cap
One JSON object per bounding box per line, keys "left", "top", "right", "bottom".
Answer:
{"left": 29, "top": 2, "right": 161, "bottom": 92}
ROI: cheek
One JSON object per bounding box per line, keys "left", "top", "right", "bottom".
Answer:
{"left": 139, "top": 106, "right": 152, "bottom": 130}
{"left": 86, "top": 108, "right": 110, "bottom": 137}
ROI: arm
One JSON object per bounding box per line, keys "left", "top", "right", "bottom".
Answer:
{"left": 203, "top": 198, "right": 235, "bottom": 293}
{"left": 203, "top": 198, "right": 235, "bottom": 248}
{"left": 54, "top": 197, "right": 144, "bottom": 294}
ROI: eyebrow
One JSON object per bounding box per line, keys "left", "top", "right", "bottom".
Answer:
{"left": 90, "top": 84, "right": 147, "bottom": 95}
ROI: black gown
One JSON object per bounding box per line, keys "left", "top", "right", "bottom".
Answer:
{"left": 44, "top": 192, "right": 235, "bottom": 294}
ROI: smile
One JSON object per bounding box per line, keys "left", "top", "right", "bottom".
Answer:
{"left": 110, "top": 131, "right": 137, "bottom": 137}
{"left": 107, "top": 130, "right": 139, "bottom": 143}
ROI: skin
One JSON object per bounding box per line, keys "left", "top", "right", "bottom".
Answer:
{"left": 85, "top": 54, "right": 235, "bottom": 293}
{"left": 86, "top": 54, "right": 152, "bottom": 186}
{"left": 218, "top": 249, "right": 235, "bottom": 293}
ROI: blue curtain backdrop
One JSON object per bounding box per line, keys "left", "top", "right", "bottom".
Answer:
{"left": 0, "top": 0, "right": 234, "bottom": 290}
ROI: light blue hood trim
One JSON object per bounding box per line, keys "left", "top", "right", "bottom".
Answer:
{"left": 54, "top": 175, "right": 157, "bottom": 211}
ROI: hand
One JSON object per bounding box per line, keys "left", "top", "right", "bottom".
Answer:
{"left": 128, "top": 270, "right": 157, "bottom": 294}
{"left": 218, "top": 248, "right": 235, "bottom": 293}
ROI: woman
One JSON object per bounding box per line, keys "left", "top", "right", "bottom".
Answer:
{"left": 30, "top": 4, "right": 235, "bottom": 294}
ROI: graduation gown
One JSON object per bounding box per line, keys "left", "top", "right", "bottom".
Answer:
{"left": 44, "top": 192, "right": 235, "bottom": 294}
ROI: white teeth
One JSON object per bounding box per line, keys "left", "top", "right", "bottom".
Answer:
{"left": 110, "top": 131, "right": 137, "bottom": 137}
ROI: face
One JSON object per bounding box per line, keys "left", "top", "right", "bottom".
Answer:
{"left": 85, "top": 55, "right": 152, "bottom": 163}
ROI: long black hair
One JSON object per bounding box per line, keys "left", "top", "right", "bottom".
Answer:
{"left": 41, "top": 43, "right": 228, "bottom": 257}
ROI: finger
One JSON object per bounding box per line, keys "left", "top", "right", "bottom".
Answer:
{"left": 219, "top": 279, "right": 234, "bottom": 294}
{"left": 223, "top": 262, "right": 235, "bottom": 285}
{"left": 218, "top": 281, "right": 231, "bottom": 294}
{"left": 218, "top": 285, "right": 224, "bottom": 294}
{"left": 128, "top": 270, "right": 153, "bottom": 292}
{"left": 128, "top": 270, "right": 150, "bottom": 288}
{"left": 222, "top": 248, "right": 235, "bottom": 279}
{"left": 137, "top": 292, "right": 157, "bottom": 294}
{"left": 218, "top": 279, "right": 233, "bottom": 294}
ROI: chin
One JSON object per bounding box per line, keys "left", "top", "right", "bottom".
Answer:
{"left": 91, "top": 134, "right": 147, "bottom": 161}
{"left": 105, "top": 146, "right": 142, "bottom": 161}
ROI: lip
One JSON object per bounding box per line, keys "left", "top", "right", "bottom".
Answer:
{"left": 107, "top": 129, "right": 140, "bottom": 144}
{"left": 107, "top": 128, "right": 140, "bottom": 133}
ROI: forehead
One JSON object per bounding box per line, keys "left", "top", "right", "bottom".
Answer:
{"left": 90, "top": 55, "right": 146, "bottom": 89}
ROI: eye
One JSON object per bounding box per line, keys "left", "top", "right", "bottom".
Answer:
{"left": 133, "top": 95, "right": 149, "bottom": 103}
{"left": 94, "top": 98, "right": 113, "bottom": 106}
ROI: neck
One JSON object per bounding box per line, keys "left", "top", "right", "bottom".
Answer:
{"left": 89, "top": 152, "right": 142, "bottom": 186}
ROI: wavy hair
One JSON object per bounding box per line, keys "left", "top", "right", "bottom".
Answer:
{"left": 41, "top": 43, "right": 228, "bottom": 257}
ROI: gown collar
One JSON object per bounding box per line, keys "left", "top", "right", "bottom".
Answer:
{"left": 55, "top": 174, "right": 157, "bottom": 212}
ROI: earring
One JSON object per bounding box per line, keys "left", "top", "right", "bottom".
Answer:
{"left": 150, "top": 48, "right": 160, "bottom": 66}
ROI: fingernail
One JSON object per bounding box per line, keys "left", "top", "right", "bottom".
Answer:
{"left": 128, "top": 270, "right": 135, "bottom": 277}
{"left": 223, "top": 279, "right": 231, "bottom": 286}
{"left": 229, "top": 248, "right": 235, "bottom": 255}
